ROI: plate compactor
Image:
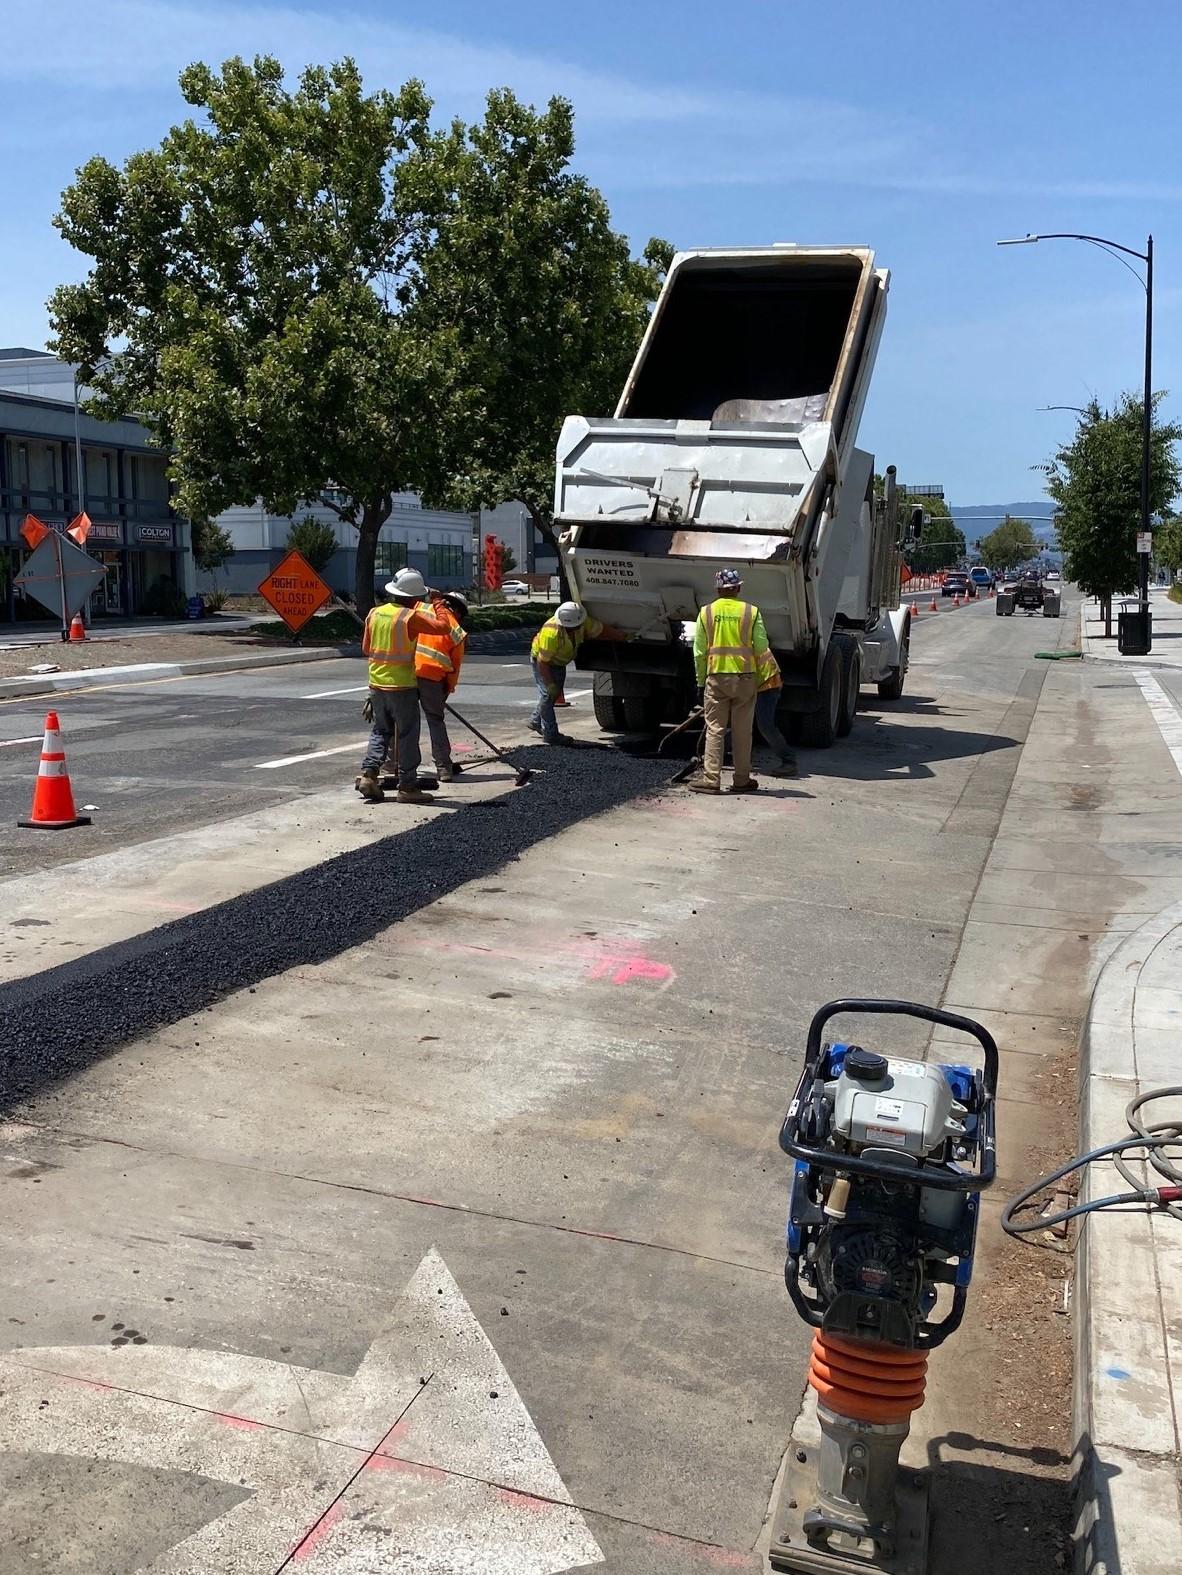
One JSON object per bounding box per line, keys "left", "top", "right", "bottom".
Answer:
{"left": 770, "top": 1000, "right": 998, "bottom": 1575}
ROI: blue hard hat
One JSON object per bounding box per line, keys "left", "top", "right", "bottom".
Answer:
{"left": 716, "top": 568, "right": 742, "bottom": 590}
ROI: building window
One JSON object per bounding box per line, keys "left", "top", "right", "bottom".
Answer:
{"left": 15, "top": 443, "right": 29, "bottom": 498}
{"left": 375, "top": 541, "right": 409, "bottom": 574}
{"left": 427, "top": 543, "right": 464, "bottom": 578}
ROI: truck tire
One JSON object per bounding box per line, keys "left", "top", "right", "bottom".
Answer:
{"left": 876, "top": 626, "right": 908, "bottom": 702}
{"left": 593, "top": 691, "right": 627, "bottom": 731}
{"left": 623, "top": 695, "right": 663, "bottom": 733}
{"left": 800, "top": 642, "right": 843, "bottom": 747}
{"left": 836, "top": 641, "right": 861, "bottom": 737}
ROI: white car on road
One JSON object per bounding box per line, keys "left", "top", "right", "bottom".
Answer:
{"left": 500, "top": 580, "right": 530, "bottom": 596}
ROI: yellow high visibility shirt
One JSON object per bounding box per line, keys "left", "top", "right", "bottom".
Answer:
{"left": 693, "top": 597, "right": 769, "bottom": 684}
{"left": 756, "top": 647, "right": 783, "bottom": 693}
{"left": 364, "top": 602, "right": 447, "bottom": 690}
{"left": 530, "top": 614, "right": 604, "bottom": 667}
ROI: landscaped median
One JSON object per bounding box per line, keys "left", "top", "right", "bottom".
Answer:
{"left": 247, "top": 601, "right": 559, "bottom": 643}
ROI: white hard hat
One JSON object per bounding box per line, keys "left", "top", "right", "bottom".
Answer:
{"left": 556, "top": 601, "right": 587, "bottom": 628}
{"left": 386, "top": 568, "right": 427, "bottom": 599}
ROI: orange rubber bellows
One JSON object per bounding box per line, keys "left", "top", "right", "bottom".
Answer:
{"left": 808, "top": 1331, "right": 928, "bottom": 1424}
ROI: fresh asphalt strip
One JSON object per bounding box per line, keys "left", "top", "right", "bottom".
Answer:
{"left": 0, "top": 745, "right": 675, "bottom": 1112}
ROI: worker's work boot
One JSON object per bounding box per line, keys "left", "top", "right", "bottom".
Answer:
{"left": 355, "top": 770, "right": 384, "bottom": 803}
{"left": 728, "top": 779, "right": 760, "bottom": 794}
{"left": 437, "top": 763, "right": 456, "bottom": 782}
{"left": 688, "top": 778, "right": 721, "bottom": 795}
{"left": 772, "top": 754, "right": 799, "bottom": 778}
{"left": 397, "top": 785, "right": 431, "bottom": 804}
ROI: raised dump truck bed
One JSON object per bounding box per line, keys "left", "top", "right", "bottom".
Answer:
{"left": 555, "top": 245, "right": 913, "bottom": 745}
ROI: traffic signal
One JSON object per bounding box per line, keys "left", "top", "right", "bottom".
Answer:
{"left": 483, "top": 534, "right": 503, "bottom": 591}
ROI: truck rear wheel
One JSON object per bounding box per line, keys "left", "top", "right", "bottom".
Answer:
{"left": 799, "top": 643, "right": 843, "bottom": 748}
{"left": 836, "top": 642, "right": 861, "bottom": 737}
{"left": 593, "top": 692, "right": 627, "bottom": 731}
{"left": 876, "top": 626, "right": 908, "bottom": 701}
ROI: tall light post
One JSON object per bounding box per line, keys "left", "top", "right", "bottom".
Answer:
{"left": 999, "top": 231, "right": 1154, "bottom": 638}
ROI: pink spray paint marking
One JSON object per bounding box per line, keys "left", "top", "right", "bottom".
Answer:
{"left": 648, "top": 1529, "right": 755, "bottom": 1567}
{"left": 368, "top": 1453, "right": 448, "bottom": 1483}
{"left": 584, "top": 947, "right": 676, "bottom": 989}
{"left": 496, "top": 1486, "right": 554, "bottom": 1515}
{"left": 290, "top": 1499, "right": 345, "bottom": 1562}
{"left": 214, "top": 1411, "right": 265, "bottom": 1431}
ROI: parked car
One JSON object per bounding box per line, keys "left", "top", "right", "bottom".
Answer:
{"left": 500, "top": 580, "right": 530, "bottom": 596}
{"left": 942, "top": 572, "right": 973, "bottom": 598}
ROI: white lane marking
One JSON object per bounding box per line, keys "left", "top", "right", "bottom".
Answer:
{"left": 1, "top": 1249, "right": 602, "bottom": 1574}
{"left": 255, "top": 743, "right": 360, "bottom": 769}
{"left": 0, "top": 735, "right": 43, "bottom": 748}
{"left": 302, "top": 685, "right": 368, "bottom": 699}
{"left": 1134, "top": 669, "right": 1182, "bottom": 777}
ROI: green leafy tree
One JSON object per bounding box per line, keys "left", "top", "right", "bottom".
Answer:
{"left": 498, "top": 542, "right": 518, "bottom": 576}
{"left": 1047, "top": 394, "right": 1182, "bottom": 634}
{"left": 49, "top": 56, "right": 438, "bottom": 615}
{"left": 401, "top": 91, "right": 672, "bottom": 577}
{"left": 192, "top": 520, "right": 235, "bottom": 576}
{"left": 1154, "top": 515, "right": 1182, "bottom": 576}
{"left": 977, "top": 515, "right": 1038, "bottom": 571}
{"left": 286, "top": 515, "right": 339, "bottom": 574}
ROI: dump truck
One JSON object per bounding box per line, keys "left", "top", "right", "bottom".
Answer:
{"left": 554, "top": 245, "right": 916, "bottom": 747}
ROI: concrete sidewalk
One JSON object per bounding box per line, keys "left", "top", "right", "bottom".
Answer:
{"left": 1081, "top": 585, "right": 1182, "bottom": 668}
{"left": 1075, "top": 901, "right": 1182, "bottom": 1575}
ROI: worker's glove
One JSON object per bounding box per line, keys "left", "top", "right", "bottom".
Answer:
{"left": 362, "top": 697, "right": 374, "bottom": 723}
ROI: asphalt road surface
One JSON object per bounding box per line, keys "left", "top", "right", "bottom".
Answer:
{"left": 0, "top": 653, "right": 575, "bottom": 878}
{"left": 0, "top": 591, "right": 1096, "bottom": 1574}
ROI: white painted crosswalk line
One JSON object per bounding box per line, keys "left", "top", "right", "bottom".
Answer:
{"left": 255, "top": 743, "right": 359, "bottom": 769}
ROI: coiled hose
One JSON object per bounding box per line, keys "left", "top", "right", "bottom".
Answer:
{"left": 1002, "top": 1085, "right": 1182, "bottom": 1238}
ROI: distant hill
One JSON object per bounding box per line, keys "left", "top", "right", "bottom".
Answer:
{"left": 950, "top": 502, "right": 1057, "bottom": 546}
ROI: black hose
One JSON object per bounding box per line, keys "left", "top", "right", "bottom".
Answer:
{"left": 1002, "top": 1086, "right": 1182, "bottom": 1240}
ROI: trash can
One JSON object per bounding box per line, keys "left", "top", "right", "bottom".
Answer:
{"left": 1117, "top": 603, "right": 1152, "bottom": 656}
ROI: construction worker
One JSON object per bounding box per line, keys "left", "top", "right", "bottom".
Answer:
{"left": 357, "top": 569, "right": 450, "bottom": 804}
{"left": 529, "top": 602, "right": 626, "bottom": 745}
{"left": 413, "top": 590, "right": 469, "bottom": 782}
{"left": 689, "top": 567, "right": 769, "bottom": 794}
{"left": 754, "top": 647, "right": 799, "bottom": 777}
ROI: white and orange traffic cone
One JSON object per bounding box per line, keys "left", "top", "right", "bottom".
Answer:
{"left": 928, "top": 597, "right": 938, "bottom": 613}
{"left": 68, "top": 612, "right": 87, "bottom": 642}
{"left": 18, "top": 712, "right": 91, "bottom": 830}
{"left": 911, "top": 600, "right": 920, "bottom": 618}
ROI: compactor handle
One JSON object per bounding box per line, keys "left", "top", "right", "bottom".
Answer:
{"left": 804, "top": 997, "right": 998, "bottom": 1096}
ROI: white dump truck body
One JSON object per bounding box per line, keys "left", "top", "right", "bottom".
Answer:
{"left": 554, "top": 245, "right": 912, "bottom": 742}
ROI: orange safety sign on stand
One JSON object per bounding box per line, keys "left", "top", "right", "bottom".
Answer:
{"left": 257, "top": 550, "right": 333, "bottom": 634}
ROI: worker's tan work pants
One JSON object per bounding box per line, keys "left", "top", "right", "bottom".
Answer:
{"left": 702, "top": 672, "right": 758, "bottom": 789}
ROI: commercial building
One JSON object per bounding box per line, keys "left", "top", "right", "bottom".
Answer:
{"left": 0, "top": 350, "right": 193, "bottom": 624}
{"left": 207, "top": 495, "right": 477, "bottom": 597}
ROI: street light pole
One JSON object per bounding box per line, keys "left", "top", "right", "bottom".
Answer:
{"left": 998, "top": 230, "right": 1155, "bottom": 632}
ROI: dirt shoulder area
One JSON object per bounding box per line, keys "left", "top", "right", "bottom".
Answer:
{"left": 0, "top": 628, "right": 351, "bottom": 678}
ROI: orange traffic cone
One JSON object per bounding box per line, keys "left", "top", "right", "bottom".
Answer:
{"left": 911, "top": 600, "right": 920, "bottom": 618}
{"left": 18, "top": 712, "right": 91, "bottom": 830}
{"left": 69, "top": 612, "right": 86, "bottom": 642}
{"left": 928, "top": 597, "right": 938, "bottom": 612}
{"left": 953, "top": 594, "right": 961, "bottom": 607}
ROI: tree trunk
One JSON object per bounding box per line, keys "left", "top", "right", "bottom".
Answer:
{"left": 1101, "top": 594, "right": 1112, "bottom": 638}
{"left": 525, "top": 499, "right": 569, "bottom": 600}
{"left": 353, "top": 496, "right": 392, "bottom": 617}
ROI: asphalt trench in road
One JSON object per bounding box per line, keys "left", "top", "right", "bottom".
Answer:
{"left": 0, "top": 744, "right": 675, "bottom": 1112}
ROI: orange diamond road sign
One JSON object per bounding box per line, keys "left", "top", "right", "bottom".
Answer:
{"left": 257, "top": 550, "right": 333, "bottom": 634}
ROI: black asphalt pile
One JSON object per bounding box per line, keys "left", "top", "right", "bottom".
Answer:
{"left": 0, "top": 746, "right": 675, "bottom": 1112}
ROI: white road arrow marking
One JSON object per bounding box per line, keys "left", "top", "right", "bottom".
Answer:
{"left": 0, "top": 1248, "right": 603, "bottom": 1574}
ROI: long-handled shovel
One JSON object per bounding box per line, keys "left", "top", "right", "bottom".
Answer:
{"left": 657, "top": 705, "right": 705, "bottom": 783}
{"left": 444, "top": 702, "right": 535, "bottom": 786}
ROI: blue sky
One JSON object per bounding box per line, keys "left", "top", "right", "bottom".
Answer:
{"left": 2, "top": 0, "right": 1177, "bottom": 504}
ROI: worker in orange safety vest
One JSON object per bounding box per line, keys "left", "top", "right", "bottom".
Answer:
{"left": 413, "top": 590, "right": 469, "bottom": 782}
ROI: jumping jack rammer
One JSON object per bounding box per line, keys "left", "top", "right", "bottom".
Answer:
{"left": 772, "top": 999, "right": 998, "bottom": 1574}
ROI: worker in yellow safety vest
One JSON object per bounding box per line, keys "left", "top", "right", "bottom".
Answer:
{"left": 413, "top": 590, "right": 469, "bottom": 782}
{"left": 689, "top": 567, "right": 769, "bottom": 794}
{"left": 754, "top": 647, "right": 799, "bottom": 778}
{"left": 529, "top": 602, "right": 627, "bottom": 745}
{"left": 357, "top": 568, "right": 450, "bottom": 805}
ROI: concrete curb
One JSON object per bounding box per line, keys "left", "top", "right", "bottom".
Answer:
{"left": 0, "top": 644, "right": 352, "bottom": 699}
{"left": 1073, "top": 898, "right": 1182, "bottom": 1575}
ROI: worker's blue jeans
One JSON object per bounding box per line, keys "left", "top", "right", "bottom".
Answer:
{"left": 530, "top": 659, "right": 566, "bottom": 742}
{"left": 755, "top": 689, "right": 794, "bottom": 760}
